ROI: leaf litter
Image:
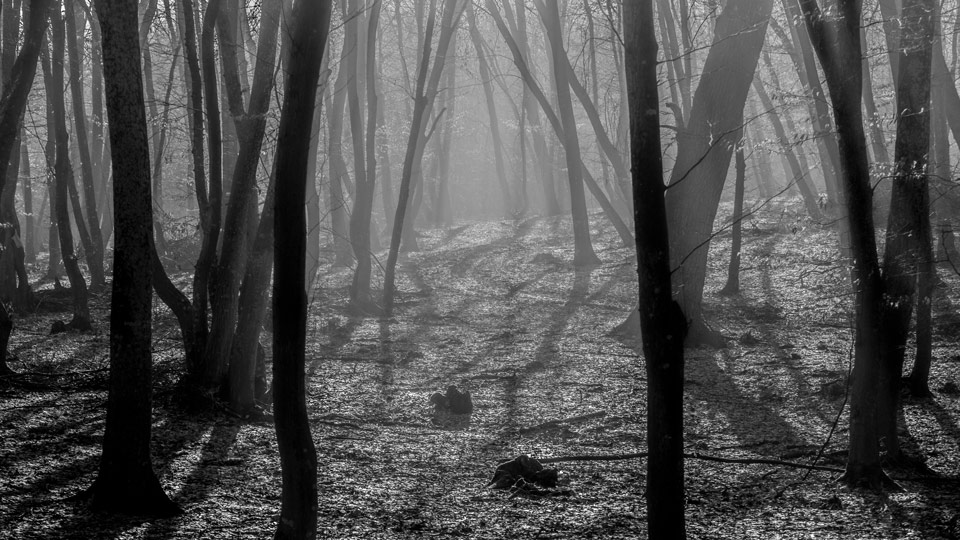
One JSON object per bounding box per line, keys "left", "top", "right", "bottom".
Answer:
{"left": 1, "top": 200, "right": 959, "bottom": 538}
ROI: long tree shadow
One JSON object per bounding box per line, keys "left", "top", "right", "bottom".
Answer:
{"left": 139, "top": 419, "right": 242, "bottom": 538}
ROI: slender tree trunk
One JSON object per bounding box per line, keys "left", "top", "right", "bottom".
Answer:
{"left": 272, "top": 1, "right": 329, "bottom": 537}
{"left": 19, "top": 139, "right": 33, "bottom": 264}
{"left": 48, "top": 9, "right": 91, "bottom": 331}
{"left": 383, "top": 0, "right": 465, "bottom": 313}
{"left": 66, "top": 0, "right": 105, "bottom": 291}
{"left": 204, "top": 0, "right": 281, "bottom": 389}
{"left": 800, "top": 0, "right": 892, "bottom": 490}
{"left": 877, "top": 0, "right": 935, "bottom": 463}
{"left": 325, "top": 41, "right": 354, "bottom": 267}
{"left": 466, "top": 4, "right": 511, "bottom": 214}
{"left": 0, "top": 0, "right": 52, "bottom": 373}
{"left": 720, "top": 142, "right": 746, "bottom": 296}
{"left": 624, "top": 0, "right": 687, "bottom": 535}
{"left": 536, "top": 0, "right": 599, "bottom": 266}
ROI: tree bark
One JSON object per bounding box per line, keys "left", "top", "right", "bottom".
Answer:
{"left": 800, "top": 0, "right": 892, "bottom": 490}
{"left": 48, "top": 9, "right": 91, "bottom": 331}
{"left": 272, "top": 0, "right": 330, "bottom": 537}
{"left": 877, "top": 0, "right": 935, "bottom": 463}
{"left": 88, "top": 0, "right": 178, "bottom": 515}
{"left": 0, "top": 0, "right": 51, "bottom": 373}
{"left": 66, "top": 0, "right": 106, "bottom": 291}
{"left": 624, "top": 0, "right": 688, "bottom": 535}
{"left": 720, "top": 142, "right": 745, "bottom": 296}
{"left": 204, "top": 0, "right": 281, "bottom": 389}
{"left": 662, "top": 0, "right": 772, "bottom": 346}
{"left": 536, "top": 0, "right": 599, "bottom": 266}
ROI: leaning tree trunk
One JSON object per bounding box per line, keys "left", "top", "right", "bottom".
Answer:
{"left": 272, "top": 0, "right": 330, "bottom": 537}
{"left": 0, "top": 0, "right": 52, "bottom": 374}
{"left": 800, "top": 0, "right": 893, "bottom": 490}
{"left": 65, "top": 0, "right": 105, "bottom": 291}
{"left": 88, "top": 0, "right": 179, "bottom": 516}
{"left": 624, "top": 0, "right": 688, "bottom": 536}
{"left": 536, "top": 0, "right": 600, "bottom": 267}
{"left": 663, "top": 0, "right": 773, "bottom": 347}
{"left": 48, "top": 10, "right": 91, "bottom": 332}
{"left": 383, "top": 0, "right": 464, "bottom": 314}
{"left": 203, "top": 0, "right": 281, "bottom": 390}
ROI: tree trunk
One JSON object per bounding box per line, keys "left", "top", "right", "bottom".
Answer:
{"left": 324, "top": 40, "right": 354, "bottom": 268}
{"left": 536, "top": 0, "right": 599, "bottom": 267}
{"left": 65, "top": 0, "right": 105, "bottom": 291}
{"left": 752, "top": 73, "right": 822, "bottom": 220}
{"left": 204, "top": 0, "right": 281, "bottom": 389}
{"left": 877, "top": 0, "right": 935, "bottom": 463}
{"left": 19, "top": 139, "right": 33, "bottom": 264}
{"left": 346, "top": 0, "right": 377, "bottom": 309}
{"left": 272, "top": 1, "right": 329, "bottom": 537}
{"left": 664, "top": 0, "right": 773, "bottom": 346}
{"left": 466, "top": 2, "right": 512, "bottom": 214}
{"left": 88, "top": 0, "right": 178, "bottom": 515}
{"left": 383, "top": 0, "right": 464, "bottom": 314}
{"left": 228, "top": 171, "right": 276, "bottom": 414}
{"left": 800, "top": 0, "right": 892, "bottom": 490}
{"left": 624, "top": 0, "right": 687, "bottom": 535}
{"left": 0, "top": 0, "right": 51, "bottom": 373}
{"left": 720, "top": 142, "right": 745, "bottom": 296}
{"left": 48, "top": 9, "right": 91, "bottom": 331}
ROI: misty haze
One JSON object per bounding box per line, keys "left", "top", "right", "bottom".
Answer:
{"left": 1, "top": 0, "right": 959, "bottom": 538}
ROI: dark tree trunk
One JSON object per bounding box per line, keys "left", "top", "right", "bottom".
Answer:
{"left": 228, "top": 172, "right": 276, "bottom": 414}
{"left": 0, "top": 0, "right": 51, "bottom": 374}
{"left": 204, "top": 0, "right": 280, "bottom": 389}
{"left": 877, "top": 0, "right": 935, "bottom": 462}
{"left": 800, "top": 0, "right": 892, "bottom": 490}
{"left": 87, "top": 0, "right": 178, "bottom": 516}
{"left": 720, "top": 142, "right": 746, "bottom": 296}
{"left": 189, "top": 0, "right": 223, "bottom": 382}
{"left": 65, "top": 0, "right": 106, "bottom": 291}
{"left": 48, "top": 9, "right": 91, "bottom": 332}
{"left": 624, "top": 0, "right": 687, "bottom": 536}
{"left": 272, "top": 0, "right": 330, "bottom": 537}
{"left": 19, "top": 140, "right": 33, "bottom": 264}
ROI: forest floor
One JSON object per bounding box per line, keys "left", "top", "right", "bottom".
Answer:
{"left": 2, "top": 200, "right": 960, "bottom": 539}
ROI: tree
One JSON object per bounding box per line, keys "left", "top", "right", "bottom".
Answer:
{"left": 86, "top": 0, "right": 178, "bottom": 515}
{"left": 382, "top": 0, "right": 465, "bottom": 314}
{"left": 877, "top": 0, "right": 935, "bottom": 463}
{"left": 719, "top": 141, "right": 746, "bottom": 296}
{"left": 663, "top": 0, "right": 773, "bottom": 346}
{"left": 204, "top": 0, "right": 282, "bottom": 390}
{"left": 47, "top": 8, "right": 92, "bottom": 332}
{"left": 0, "top": 0, "right": 52, "bottom": 375}
{"left": 624, "top": 0, "right": 688, "bottom": 536}
{"left": 535, "top": 0, "right": 600, "bottom": 267}
{"left": 799, "top": 0, "right": 891, "bottom": 489}
{"left": 65, "top": 0, "right": 106, "bottom": 291}
{"left": 272, "top": 0, "right": 331, "bottom": 535}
